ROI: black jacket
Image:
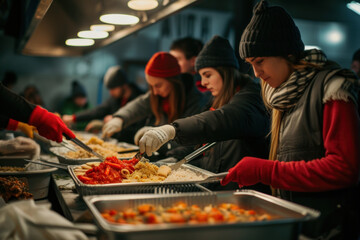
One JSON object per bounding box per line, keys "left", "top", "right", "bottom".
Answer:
{"left": 114, "top": 75, "right": 210, "bottom": 159}
{"left": 172, "top": 81, "right": 270, "bottom": 172}
{"left": 0, "top": 83, "right": 35, "bottom": 128}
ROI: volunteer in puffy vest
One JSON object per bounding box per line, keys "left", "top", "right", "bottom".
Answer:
{"left": 102, "top": 52, "right": 209, "bottom": 160}
{"left": 136, "top": 36, "right": 270, "bottom": 191}
{"left": 221, "top": 1, "right": 359, "bottom": 239}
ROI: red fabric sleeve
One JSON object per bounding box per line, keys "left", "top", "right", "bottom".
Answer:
{"left": 269, "top": 100, "right": 360, "bottom": 192}
{"left": 6, "top": 119, "right": 19, "bottom": 131}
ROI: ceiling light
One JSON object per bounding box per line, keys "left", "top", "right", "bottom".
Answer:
{"left": 100, "top": 14, "right": 139, "bottom": 25}
{"left": 65, "top": 38, "right": 95, "bottom": 47}
{"left": 325, "top": 29, "right": 344, "bottom": 44}
{"left": 78, "top": 30, "right": 109, "bottom": 39}
{"left": 90, "top": 24, "right": 115, "bottom": 32}
{"left": 347, "top": 1, "right": 360, "bottom": 15}
{"left": 128, "top": 0, "right": 158, "bottom": 11}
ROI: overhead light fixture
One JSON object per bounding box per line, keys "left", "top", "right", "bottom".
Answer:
{"left": 78, "top": 30, "right": 109, "bottom": 39}
{"left": 325, "top": 29, "right": 344, "bottom": 44}
{"left": 128, "top": 0, "right": 158, "bottom": 11}
{"left": 90, "top": 24, "right": 115, "bottom": 32}
{"left": 100, "top": 14, "right": 139, "bottom": 25}
{"left": 347, "top": 1, "right": 360, "bottom": 15}
{"left": 65, "top": 38, "right": 95, "bottom": 47}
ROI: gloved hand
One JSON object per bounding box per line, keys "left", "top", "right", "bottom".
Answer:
{"left": 139, "top": 124, "right": 176, "bottom": 156}
{"left": 101, "top": 117, "right": 123, "bottom": 138}
{"left": 0, "top": 136, "right": 40, "bottom": 159}
{"left": 134, "top": 126, "right": 153, "bottom": 145}
{"left": 85, "top": 119, "right": 104, "bottom": 133}
{"left": 28, "top": 106, "right": 76, "bottom": 142}
{"left": 17, "top": 122, "right": 37, "bottom": 139}
{"left": 221, "top": 157, "right": 275, "bottom": 188}
{"left": 61, "top": 115, "right": 75, "bottom": 127}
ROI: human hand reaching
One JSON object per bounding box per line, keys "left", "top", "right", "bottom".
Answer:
{"left": 28, "top": 106, "right": 75, "bottom": 142}
{"left": 101, "top": 117, "right": 123, "bottom": 138}
{"left": 134, "top": 126, "right": 153, "bottom": 145}
{"left": 138, "top": 125, "right": 175, "bottom": 156}
{"left": 221, "top": 157, "right": 275, "bottom": 188}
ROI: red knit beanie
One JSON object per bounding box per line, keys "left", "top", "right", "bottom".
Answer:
{"left": 145, "top": 52, "right": 181, "bottom": 78}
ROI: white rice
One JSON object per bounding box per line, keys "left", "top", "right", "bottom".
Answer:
{"left": 163, "top": 168, "right": 205, "bottom": 182}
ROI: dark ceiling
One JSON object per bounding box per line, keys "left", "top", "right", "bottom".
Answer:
{"left": 0, "top": 0, "right": 358, "bottom": 57}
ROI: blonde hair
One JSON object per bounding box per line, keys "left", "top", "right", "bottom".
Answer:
{"left": 211, "top": 67, "right": 251, "bottom": 109}
{"left": 261, "top": 57, "right": 322, "bottom": 160}
{"left": 150, "top": 75, "right": 186, "bottom": 125}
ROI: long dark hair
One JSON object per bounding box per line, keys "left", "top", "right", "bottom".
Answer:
{"left": 149, "top": 75, "right": 186, "bottom": 125}
{"left": 211, "top": 67, "right": 252, "bottom": 109}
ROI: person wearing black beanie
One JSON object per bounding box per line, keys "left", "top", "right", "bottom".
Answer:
{"left": 222, "top": 1, "right": 360, "bottom": 239}
{"left": 136, "top": 35, "right": 270, "bottom": 192}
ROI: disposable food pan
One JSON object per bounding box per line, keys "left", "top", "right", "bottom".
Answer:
{"left": 0, "top": 157, "right": 57, "bottom": 199}
{"left": 83, "top": 190, "right": 320, "bottom": 240}
{"left": 49, "top": 143, "right": 138, "bottom": 165}
{"left": 49, "top": 147, "right": 101, "bottom": 165}
{"left": 68, "top": 163, "right": 215, "bottom": 196}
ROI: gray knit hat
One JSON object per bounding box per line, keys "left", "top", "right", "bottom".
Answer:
{"left": 195, "top": 35, "right": 239, "bottom": 72}
{"left": 239, "top": 0, "right": 304, "bottom": 59}
{"left": 103, "top": 66, "right": 128, "bottom": 89}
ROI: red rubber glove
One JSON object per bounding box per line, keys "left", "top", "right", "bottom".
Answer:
{"left": 28, "top": 106, "right": 76, "bottom": 142}
{"left": 221, "top": 157, "right": 275, "bottom": 188}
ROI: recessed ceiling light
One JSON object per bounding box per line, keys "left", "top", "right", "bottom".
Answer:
{"left": 78, "top": 30, "right": 109, "bottom": 39}
{"left": 90, "top": 24, "right": 115, "bottom": 32}
{"left": 128, "top": 0, "right": 158, "bottom": 11}
{"left": 347, "top": 1, "right": 360, "bottom": 15}
{"left": 100, "top": 14, "right": 139, "bottom": 25}
{"left": 65, "top": 38, "right": 95, "bottom": 47}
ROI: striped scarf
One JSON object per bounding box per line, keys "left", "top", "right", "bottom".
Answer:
{"left": 264, "top": 49, "right": 327, "bottom": 111}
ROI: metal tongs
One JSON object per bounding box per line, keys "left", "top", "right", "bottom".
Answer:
{"left": 170, "top": 142, "right": 217, "bottom": 171}
{"left": 63, "top": 133, "right": 106, "bottom": 161}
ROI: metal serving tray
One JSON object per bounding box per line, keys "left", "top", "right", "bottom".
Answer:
{"left": 49, "top": 146, "right": 100, "bottom": 165}
{"left": 49, "top": 141, "right": 139, "bottom": 164}
{"left": 0, "top": 157, "right": 57, "bottom": 199}
{"left": 68, "top": 163, "right": 215, "bottom": 196}
{"left": 83, "top": 190, "right": 320, "bottom": 240}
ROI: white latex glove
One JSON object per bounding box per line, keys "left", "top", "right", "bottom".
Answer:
{"left": 101, "top": 117, "right": 123, "bottom": 138}
{"left": 0, "top": 137, "right": 40, "bottom": 159}
{"left": 139, "top": 125, "right": 176, "bottom": 156}
{"left": 134, "top": 126, "right": 153, "bottom": 145}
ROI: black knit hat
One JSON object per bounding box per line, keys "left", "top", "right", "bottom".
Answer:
{"left": 71, "top": 80, "right": 87, "bottom": 98}
{"left": 103, "top": 66, "right": 128, "bottom": 89}
{"left": 195, "top": 35, "right": 239, "bottom": 72}
{"left": 239, "top": 0, "right": 304, "bottom": 59}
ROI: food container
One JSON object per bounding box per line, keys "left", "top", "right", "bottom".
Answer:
{"left": 68, "top": 163, "right": 215, "bottom": 196}
{"left": 49, "top": 147, "right": 101, "bottom": 165}
{"left": 49, "top": 141, "right": 139, "bottom": 165}
{"left": 0, "top": 157, "right": 57, "bottom": 199}
{"left": 83, "top": 190, "right": 320, "bottom": 240}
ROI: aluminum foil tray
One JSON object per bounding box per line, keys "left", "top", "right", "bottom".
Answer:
{"left": 49, "top": 147, "right": 100, "bottom": 165}
{"left": 68, "top": 163, "right": 215, "bottom": 196}
{"left": 83, "top": 190, "right": 320, "bottom": 240}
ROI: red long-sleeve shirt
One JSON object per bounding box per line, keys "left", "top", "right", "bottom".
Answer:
{"left": 269, "top": 100, "right": 360, "bottom": 192}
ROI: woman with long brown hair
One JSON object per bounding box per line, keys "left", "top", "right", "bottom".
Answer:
{"left": 136, "top": 36, "right": 270, "bottom": 191}
{"left": 102, "top": 52, "right": 209, "bottom": 159}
